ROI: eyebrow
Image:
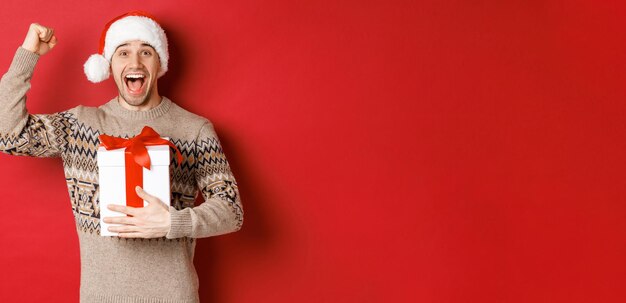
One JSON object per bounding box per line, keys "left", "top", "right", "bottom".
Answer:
{"left": 116, "top": 43, "right": 154, "bottom": 50}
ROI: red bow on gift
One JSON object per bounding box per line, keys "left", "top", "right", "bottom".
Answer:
{"left": 99, "top": 126, "right": 183, "bottom": 168}
{"left": 98, "top": 126, "right": 182, "bottom": 208}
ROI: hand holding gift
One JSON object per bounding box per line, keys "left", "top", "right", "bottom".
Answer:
{"left": 103, "top": 186, "right": 171, "bottom": 238}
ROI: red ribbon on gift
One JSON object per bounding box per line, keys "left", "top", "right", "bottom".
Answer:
{"left": 98, "top": 126, "right": 182, "bottom": 208}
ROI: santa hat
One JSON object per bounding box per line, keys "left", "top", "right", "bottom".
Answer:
{"left": 83, "top": 11, "right": 169, "bottom": 83}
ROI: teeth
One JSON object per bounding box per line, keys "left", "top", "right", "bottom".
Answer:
{"left": 125, "top": 74, "right": 145, "bottom": 79}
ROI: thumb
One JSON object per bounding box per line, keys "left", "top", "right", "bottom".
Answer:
{"left": 135, "top": 186, "right": 160, "bottom": 205}
{"left": 48, "top": 35, "right": 58, "bottom": 49}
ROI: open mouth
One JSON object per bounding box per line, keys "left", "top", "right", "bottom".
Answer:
{"left": 124, "top": 73, "right": 146, "bottom": 95}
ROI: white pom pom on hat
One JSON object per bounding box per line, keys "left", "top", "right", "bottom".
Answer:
{"left": 84, "top": 54, "right": 110, "bottom": 83}
{"left": 83, "top": 11, "right": 169, "bottom": 83}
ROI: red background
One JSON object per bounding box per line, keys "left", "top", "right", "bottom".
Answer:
{"left": 0, "top": 1, "right": 625, "bottom": 302}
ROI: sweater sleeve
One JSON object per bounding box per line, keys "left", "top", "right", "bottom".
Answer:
{"left": 165, "top": 121, "right": 244, "bottom": 239}
{"left": 0, "top": 47, "right": 74, "bottom": 158}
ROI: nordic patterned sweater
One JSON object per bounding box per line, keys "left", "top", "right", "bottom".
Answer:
{"left": 0, "top": 47, "right": 244, "bottom": 303}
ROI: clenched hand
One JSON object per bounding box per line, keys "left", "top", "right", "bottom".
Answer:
{"left": 22, "top": 23, "right": 57, "bottom": 55}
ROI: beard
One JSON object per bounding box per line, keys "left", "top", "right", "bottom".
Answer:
{"left": 117, "top": 85, "right": 153, "bottom": 107}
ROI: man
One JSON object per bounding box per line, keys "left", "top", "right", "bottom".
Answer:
{"left": 0, "top": 11, "right": 244, "bottom": 302}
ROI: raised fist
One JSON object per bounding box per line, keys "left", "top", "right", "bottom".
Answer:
{"left": 22, "top": 23, "right": 57, "bottom": 55}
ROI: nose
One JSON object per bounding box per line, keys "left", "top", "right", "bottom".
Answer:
{"left": 129, "top": 52, "right": 143, "bottom": 68}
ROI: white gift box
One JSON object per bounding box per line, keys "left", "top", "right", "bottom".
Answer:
{"left": 97, "top": 145, "right": 171, "bottom": 237}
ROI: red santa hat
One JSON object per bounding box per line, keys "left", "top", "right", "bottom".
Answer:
{"left": 83, "top": 11, "right": 169, "bottom": 83}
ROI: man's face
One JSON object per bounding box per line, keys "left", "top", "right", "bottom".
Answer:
{"left": 110, "top": 40, "right": 161, "bottom": 107}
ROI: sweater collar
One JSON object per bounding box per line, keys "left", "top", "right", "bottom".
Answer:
{"left": 102, "top": 96, "right": 172, "bottom": 119}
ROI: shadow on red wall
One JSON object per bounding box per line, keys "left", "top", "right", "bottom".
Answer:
{"left": 194, "top": 133, "right": 281, "bottom": 302}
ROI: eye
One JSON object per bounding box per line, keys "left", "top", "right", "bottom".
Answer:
{"left": 142, "top": 50, "right": 152, "bottom": 56}
{"left": 118, "top": 51, "right": 127, "bottom": 56}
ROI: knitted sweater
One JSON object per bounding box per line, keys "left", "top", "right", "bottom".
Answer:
{"left": 0, "top": 47, "right": 244, "bottom": 303}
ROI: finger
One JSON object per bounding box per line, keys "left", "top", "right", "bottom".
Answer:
{"left": 108, "top": 225, "right": 140, "bottom": 233}
{"left": 135, "top": 186, "right": 158, "bottom": 204}
{"left": 108, "top": 204, "right": 139, "bottom": 216}
{"left": 117, "top": 232, "right": 148, "bottom": 238}
{"left": 33, "top": 24, "right": 51, "bottom": 40}
{"left": 103, "top": 215, "right": 137, "bottom": 225}
{"left": 29, "top": 23, "right": 42, "bottom": 35}
{"left": 48, "top": 35, "right": 58, "bottom": 49}
{"left": 42, "top": 29, "right": 54, "bottom": 42}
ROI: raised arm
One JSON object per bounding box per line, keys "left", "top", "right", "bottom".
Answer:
{"left": 0, "top": 23, "right": 74, "bottom": 157}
